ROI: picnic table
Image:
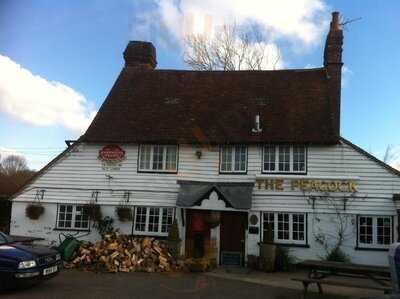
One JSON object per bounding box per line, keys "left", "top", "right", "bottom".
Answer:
{"left": 10, "top": 235, "right": 45, "bottom": 244}
{"left": 292, "top": 260, "right": 392, "bottom": 298}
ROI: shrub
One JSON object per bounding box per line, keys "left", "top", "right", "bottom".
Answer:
{"left": 84, "top": 202, "right": 102, "bottom": 222}
{"left": 94, "top": 216, "right": 116, "bottom": 238}
{"left": 25, "top": 204, "right": 45, "bottom": 220}
{"left": 116, "top": 206, "right": 132, "bottom": 222}
{"left": 326, "top": 246, "right": 350, "bottom": 263}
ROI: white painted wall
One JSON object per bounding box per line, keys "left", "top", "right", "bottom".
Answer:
{"left": 10, "top": 140, "right": 400, "bottom": 266}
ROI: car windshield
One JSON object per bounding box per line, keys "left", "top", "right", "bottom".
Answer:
{"left": 0, "top": 232, "right": 13, "bottom": 245}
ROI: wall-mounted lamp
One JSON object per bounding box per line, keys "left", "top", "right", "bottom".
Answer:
{"left": 195, "top": 150, "right": 202, "bottom": 159}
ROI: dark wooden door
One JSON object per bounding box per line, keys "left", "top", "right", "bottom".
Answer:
{"left": 220, "top": 211, "right": 247, "bottom": 265}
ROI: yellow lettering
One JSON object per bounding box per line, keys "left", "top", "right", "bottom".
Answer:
{"left": 291, "top": 180, "right": 300, "bottom": 190}
{"left": 319, "top": 181, "right": 327, "bottom": 192}
{"left": 257, "top": 180, "right": 264, "bottom": 190}
{"left": 310, "top": 181, "right": 319, "bottom": 191}
{"left": 275, "top": 179, "right": 284, "bottom": 191}
{"left": 328, "top": 181, "right": 337, "bottom": 192}
{"left": 301, "top": 180, "right": 310, "bottom": 191}
{"left": 265, "top": 180, "right": 275, "bottom": 190}
{"left": 349, "top": 181, "right": 357, "bottom": 192}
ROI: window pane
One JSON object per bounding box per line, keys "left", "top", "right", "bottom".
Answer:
{"left": 293, "top": 146, "right": 305, "bottom": 172}
{"left": 148, "top": 207, "right": 160, "bottom": 232}
{"left": 277, "top": 213, "right": 289, "bottom": 240}
{"left": 377, "top": 217, "right": 391, "bottom": 245}
{"left": 135, "top": 207, "right": 147, "bottom": 231}
{"left": 263, "top": 212, "right": 274, "bottom": 242}
{"left": 263, "top": 145, "right": 276, "bottom": 172}
{"left": 221, "top": 146, "right": 232, "bottom": 172}
{"left": 58, "top": 205, "right": 73, "bottom": 228}
{"left": 278, "top": 146, "right": 290, "bottom": 172}
{"left": 165, "top": 146, "right": 177, "bottom": 171}
{"left": 140, "top": 145, "right": 151, "bottom": 170}
{"left": 161, "top": 208, "right": 174, "bottom": 233}
{"left": 234, "top": 145, "right": 246, "bottom": 172}
{"left": 152, "top": 146, "right": 164, "bottom": 170}
{"left": 75, "top": 206, "right": 89, "bottom": 229}
{"left": 292, "top": 214, "right": 305, "bottom": 241}
{"left": 359, "top": 217, "right": 373, "bottom": 244}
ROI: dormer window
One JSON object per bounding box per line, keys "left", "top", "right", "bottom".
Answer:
{"left": 138, "top": 145, "right": 178, "bottom": 172}
{"left": 220, "top": 145, "right": 247, "bottom": 174}
{"left": 262, "top": 145, "right": 307, "bottom": 174}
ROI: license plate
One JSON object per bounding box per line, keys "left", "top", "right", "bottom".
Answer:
{"left": 43, "top": 265, "right": 58, "bottom": 276}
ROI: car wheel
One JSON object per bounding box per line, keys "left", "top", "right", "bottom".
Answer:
{"left": 0, "top": 273, "right": 13, "bottom": 291}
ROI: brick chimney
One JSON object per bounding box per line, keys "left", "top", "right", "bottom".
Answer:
{"left": 324, "top": 11, "right": 343, "bottom": 139}
{"left": 123, "top": 41, "right": 157, "bottom": 70}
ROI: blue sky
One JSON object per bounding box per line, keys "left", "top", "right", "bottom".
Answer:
{"left": 0, "top": 0, "right": 399, "bottom": 170}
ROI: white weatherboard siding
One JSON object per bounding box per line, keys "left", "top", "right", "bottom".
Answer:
{"left": 10, "top": 140, "right": 400, "bottom": 266}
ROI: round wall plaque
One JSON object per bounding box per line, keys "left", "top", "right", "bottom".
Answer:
{"left": 99, "top": 145, "right": 125, "bottom": 162}
{"left": 249, "top": 214, "right": 258, "bottom": 225}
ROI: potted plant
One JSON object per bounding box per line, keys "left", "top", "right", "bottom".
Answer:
{"left": 259, "top": 223, "right": 277, "bottom": 272}
{"left": 25, "top": 204, "right": 45, "bottom": 220}
{"left": 84, "top": 201, "right": 102, "bottom": 222}
{"left": 205, "top": 211, "right": 220, "bottom": 228}
{"left": 115, "top": 206, "right": 132, "bottom": 222}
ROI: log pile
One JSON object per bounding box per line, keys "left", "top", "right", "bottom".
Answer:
{"left": 66, "top": 234, "right": 183, "bottom": 273}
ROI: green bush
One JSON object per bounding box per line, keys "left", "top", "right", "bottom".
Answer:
{"left": 325, "top": 246, "right": 350, "bottom": 263}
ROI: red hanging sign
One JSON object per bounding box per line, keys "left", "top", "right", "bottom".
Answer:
{"left": 99, "top": 145, "right": 125, "bottom": 162}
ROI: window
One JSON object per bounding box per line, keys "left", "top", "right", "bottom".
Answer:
{"left": 133, "top": 206, "right": 174, "bottom": 235}
{"left": 358, "top": 216, "right": 392, "bottom": 249}
{"left": 263, "top": 145, "right": 306, "bottom": 173}
{"left": 220, "top": 145, "right": 247, "bottom": 173}
{"left": 263, "top": 212, "right": 307, "bottom": 245}
{"left": 139, "top": 145, "right": 178, "bottom": 172}
{"left": 57, "top": 205, "right": 89, "bottom": 230}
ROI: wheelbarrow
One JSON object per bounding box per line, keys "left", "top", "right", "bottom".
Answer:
{"left": 57, "top": 233, "right": 82, "bottom": 262}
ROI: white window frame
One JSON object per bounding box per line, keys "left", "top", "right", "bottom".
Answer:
{"left": 133, "top": 206, "right": 175, "bottom": 236}
{"left": 262, "top": 145, "right": 307, "bottom": 174}
{"left": 358, "top": 215, "right": 393, "bottom": 249}
{"left": 56, "top": 204, "right": 90, "bottom": 231}
{"left": 219, "top": 145, "right": 247, "bottom": 173}
{"left": 138, "top": 144, "right": 178, "bottom": 172}
{"left": 263, "top": 212, "right": 307, "bottom": 245}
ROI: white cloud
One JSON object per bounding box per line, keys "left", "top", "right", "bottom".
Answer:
{"left": 386, "top": 146, "right": 400, "bottom": 170}
{"left": 0, "top": 146, "right": 21, "bottom": 159}
{"left": 342, "top": 65, "right": 353, "bottom": 87}
{"left": 133, "top": 0, "right": 329, "bottom": 69}
{"left": 0, "top": 55, "right": 96, "bottom": 134}
{"left": 159, "top": 0, "right": 328, "bottom": 43}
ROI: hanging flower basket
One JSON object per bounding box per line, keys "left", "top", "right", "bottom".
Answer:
{"left": 205, "top": 211, "right": 220, "bottom": 228}
{"left": 84, "top": 202, "right": 102, "bottom": 222}
{"left": 26, "top": 204, "right": 45, "bottom": 220}
{"left": 116, "top": 206, "right": 132, "bottom": 222}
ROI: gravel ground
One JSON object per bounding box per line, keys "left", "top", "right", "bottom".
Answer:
{"left": 2, "top": 269, "right": 350, "bottom": 299}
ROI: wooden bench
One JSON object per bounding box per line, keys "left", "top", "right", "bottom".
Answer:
{"left": 291, "top": 277, "right": 392, "bottom": 298}
{"left": 292, "top": 260, "right": 392, "bottom": 298}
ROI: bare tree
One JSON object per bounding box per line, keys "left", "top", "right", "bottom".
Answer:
{"left": 183, "top": 23, "right": 280, "bottom": 71}
{"left": 384, "top": 144, "right": 400, "bottom": 169}
{"left": 0, "top": 155, "right": 29, "bottom": 177}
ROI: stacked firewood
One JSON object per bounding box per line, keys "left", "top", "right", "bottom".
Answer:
{"left": 67, "top": 234, "right": 182, "bottom": 273}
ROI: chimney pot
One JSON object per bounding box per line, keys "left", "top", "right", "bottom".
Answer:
{"left": 123, "top": 41, "right": 157, "bottom": 69}
{"left": 331, "top": 11, "right": 341, "bottom": 30}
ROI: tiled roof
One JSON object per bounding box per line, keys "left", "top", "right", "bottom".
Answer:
{"left": 82, "top": 67, "right": 338, "bottom": 144}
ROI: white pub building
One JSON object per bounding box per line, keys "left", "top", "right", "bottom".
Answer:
{"left": 10, "top": 12, "right": 400, "bottom": 266}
